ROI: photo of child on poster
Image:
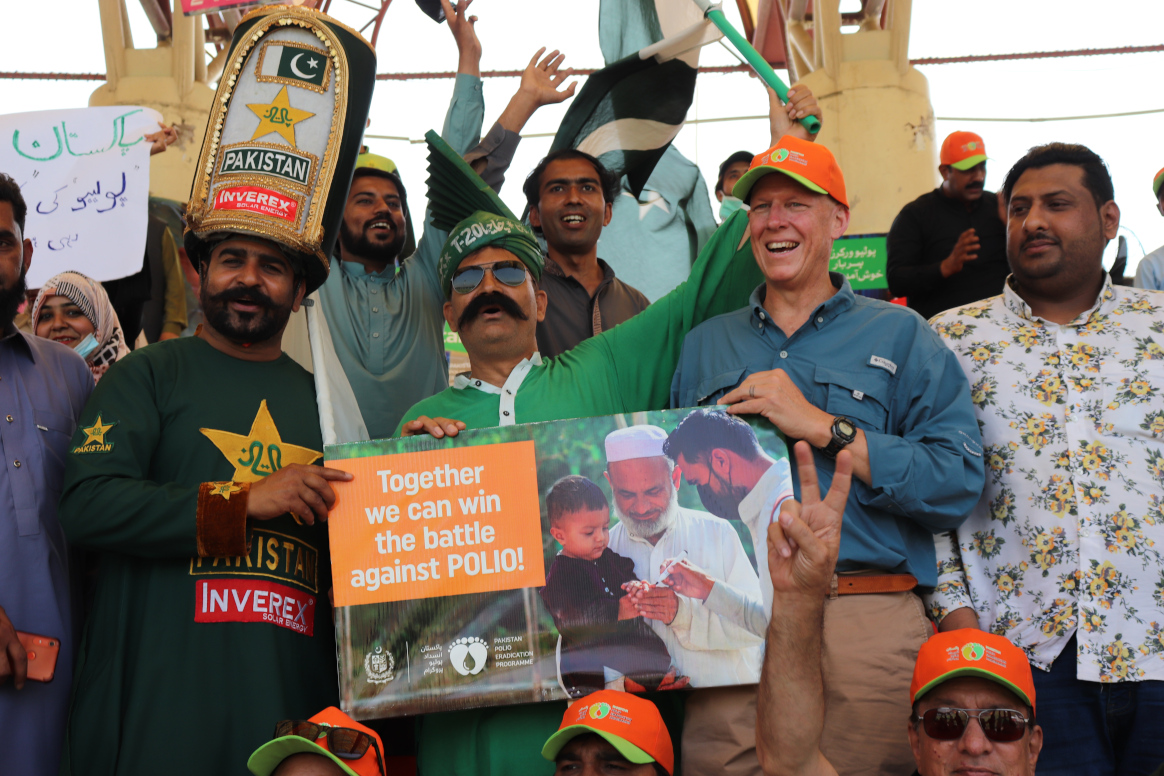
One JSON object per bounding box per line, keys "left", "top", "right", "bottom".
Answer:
{"left": 327, "top": 407, "right": 794, "bottom": 719}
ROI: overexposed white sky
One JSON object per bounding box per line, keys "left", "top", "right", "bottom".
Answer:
{"left": 3, "top": 0, "right": 1163, "bottom": 272}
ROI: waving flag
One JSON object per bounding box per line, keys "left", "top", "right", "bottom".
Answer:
{"left": 551, "top": 0, "right": 721, "bottom": 198}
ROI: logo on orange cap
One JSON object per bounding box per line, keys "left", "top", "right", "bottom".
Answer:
{"left": 911, "top": 629, "right": 1036, "bottom": 715}
{"left": 941, "top": 131, "right": 988, "bottom": 171}
{"left": 731, "top": 135, "right": 848, "bottom": 208}
{"left": 541, "top": 690, "right": 675, "bottom": 775}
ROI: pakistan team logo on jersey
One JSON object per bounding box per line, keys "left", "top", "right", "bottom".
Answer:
{"left": 72, "top": 414, "right": 116, "bottom": 454}
{"left": 200, "top": 400, "right": 321, "bottom": 483}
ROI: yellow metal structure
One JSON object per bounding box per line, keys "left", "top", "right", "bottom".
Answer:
{"left": 89, "top": 0, "right": 215, "bottom": 203}
{"left": 781, "top": 0, "right": 938, "bottom": 234}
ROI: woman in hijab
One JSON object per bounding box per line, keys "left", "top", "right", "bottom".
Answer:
{"left": 32, "top": 271, "right": 131, "bottom": 382}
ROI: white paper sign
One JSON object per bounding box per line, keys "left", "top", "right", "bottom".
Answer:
{"left": 0, "top": 106, "right": 162, "bottom": 288}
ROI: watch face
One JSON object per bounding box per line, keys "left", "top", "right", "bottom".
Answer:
{"left": 837, "top": 419, "right": 856, "bottom": 437}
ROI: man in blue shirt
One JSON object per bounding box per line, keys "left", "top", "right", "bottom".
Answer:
{"left": 0, "top": 174, "right": 93, "bottom": 776}
{"left": 670, "top": 136, "right": 985, "bottom": 776}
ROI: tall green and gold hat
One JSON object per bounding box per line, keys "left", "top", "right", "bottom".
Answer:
{"left": 185, "top": 6, "right": 376, "bottom": 293}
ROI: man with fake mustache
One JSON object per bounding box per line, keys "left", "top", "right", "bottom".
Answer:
{"left": 887, "top": 130, "right": 1010, "bottom": 320}
{"left": 315, "top": 0, "right": 578, "bottom": 439}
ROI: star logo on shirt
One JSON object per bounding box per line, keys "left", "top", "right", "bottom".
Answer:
{"left": 81, "top": 415, "right": 116, "bottom": 445}
{"left": 208, "top": 481, "right": 243, "bottom": 501}
{"left": 200, "top": 400, "right": 321, "bottom": 483}
{"left": 72, "top": 414, "right": 117, "bottom": 454}
{"left": 247, "top": 86, "right": 315, "bottom": 147}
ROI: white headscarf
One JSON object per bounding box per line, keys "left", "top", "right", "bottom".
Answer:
{"left": 31, "top": 271, "right": 130, "bottom": 382}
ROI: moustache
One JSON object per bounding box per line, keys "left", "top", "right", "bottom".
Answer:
{"left": 458, "top": 291, "right": 529, "bottom": 329}
{"left": 967, "top": 182, "right": 984, "bottom": 190}
{"left": 209, "top": 284, "right": 276, "bottom": 312}
{"left": 1022, "top": 231, "right": 1059, "bottom": 250}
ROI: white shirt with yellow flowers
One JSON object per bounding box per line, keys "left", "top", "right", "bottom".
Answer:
{"left": 928, "top": 275, "right": 1164, "bottom": 683}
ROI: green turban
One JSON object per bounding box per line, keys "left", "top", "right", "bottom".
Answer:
{"left": 437, "top": 211, "right": 544, "bottom": 298}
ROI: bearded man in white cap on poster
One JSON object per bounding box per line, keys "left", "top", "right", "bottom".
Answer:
{"left": 604, "top": 425, "right": 764, "bottom": 688}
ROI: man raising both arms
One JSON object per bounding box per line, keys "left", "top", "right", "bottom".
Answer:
{"left": 307, "top": 0, "right": 578, "bottom": 439}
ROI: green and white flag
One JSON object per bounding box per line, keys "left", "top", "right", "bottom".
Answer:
{"left": 552, "top": 0, "right": 721, "bottom": 198}
{"left": 258, "top": 42, "right": 329, "bottom": 88}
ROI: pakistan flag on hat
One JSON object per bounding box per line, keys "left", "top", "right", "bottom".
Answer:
{"left": 184, "top": 5, "right": 376, "bottom": 294}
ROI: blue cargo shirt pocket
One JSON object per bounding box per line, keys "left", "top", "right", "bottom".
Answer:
{"left": 812, "top": 365, "right": 891, "bottom": 434}
{"left": 34, "top": 408, "right": 76, "bottom": 499}
{"left": 689, "top": 367, "right": 748, "bottom": 407}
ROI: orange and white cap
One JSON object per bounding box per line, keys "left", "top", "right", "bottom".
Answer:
{"left": 541, "top": 690, "right": 674, "bottom": 775}
{"left": 732, "top": 135, "right": 848, "bottom": 207}
{"left": 911, "top": 629, "right": 1036, "bottom": 715}
{"left": 940, "top": 131, "right": 988, "bottom": 170}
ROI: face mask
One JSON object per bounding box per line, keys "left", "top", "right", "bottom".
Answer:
{"left": 719, "top": 196, "right": 744, "bottom": 220}
{"left": 74, "top": 333, "right": 100, "bottom": 360}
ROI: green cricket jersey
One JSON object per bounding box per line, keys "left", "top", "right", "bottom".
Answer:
{"left": 58, "top": 337, "right": 338, "bottom": 776}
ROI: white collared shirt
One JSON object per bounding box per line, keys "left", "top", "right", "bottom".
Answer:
{"left": 452, "top": 353, "right": 543, "bottom": 426}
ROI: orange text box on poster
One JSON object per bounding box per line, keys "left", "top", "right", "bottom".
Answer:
{"left": 327, "top": 440, "right": 545, "bottom": 607}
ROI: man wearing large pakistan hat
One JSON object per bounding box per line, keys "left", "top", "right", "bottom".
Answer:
{"left": 396, "top": 123, "right": 790, "bottom": 775}
{"left": 55, "top": 7, "right": 372, "bottom": 775}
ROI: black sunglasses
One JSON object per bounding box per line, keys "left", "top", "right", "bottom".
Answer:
{"left": 913, "top": 707, "right": 1031, "bottom": 743}
{"left": 274, "top": 719, "right": 386, "bottom": 776}
{"left": 450, "top": 260, "right": 529, "bottom": 295}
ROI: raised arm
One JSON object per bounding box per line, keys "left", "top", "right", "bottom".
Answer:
{"left": 768, "top": 82, "right": 822, "bottom": 145}
{"left": 464, "top": 47, "right": 578, "bottom": 192}
{"left": 757, "top": 443, "right": 849, "bottom": 776}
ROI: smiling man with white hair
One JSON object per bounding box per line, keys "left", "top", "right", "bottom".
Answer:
{"left": 604, "top": 425, "right": 764, "bottom": 688}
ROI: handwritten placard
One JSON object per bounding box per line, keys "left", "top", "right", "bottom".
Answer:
{"left": 829, "top": 233, "right": 887, "bottom": 290}
{"left": 0, "top": 106, "right": 161, "bottom": 288}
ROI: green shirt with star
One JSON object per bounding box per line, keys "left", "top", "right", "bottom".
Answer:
{"left": 58, "top": 336, "right": 338, "bottom": 776}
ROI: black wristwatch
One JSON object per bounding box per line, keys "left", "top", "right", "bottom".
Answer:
{"left": 820, "top": 416, "right": 857, "bottom": 460}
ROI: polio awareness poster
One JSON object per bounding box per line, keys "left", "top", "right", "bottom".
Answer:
{"left": 326, "top": 408, "right": 792, "bottom": 719}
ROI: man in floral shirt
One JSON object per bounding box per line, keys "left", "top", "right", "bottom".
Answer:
{"left": 929, "top": 143, "right": 1164, "bottom": 775}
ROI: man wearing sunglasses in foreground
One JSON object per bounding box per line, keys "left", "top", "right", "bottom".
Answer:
{"left": 248, "top": 707, "right": 387, "bottom": 776}
{"left": 756, "top": 442, "right": 1043, "bottom": 776}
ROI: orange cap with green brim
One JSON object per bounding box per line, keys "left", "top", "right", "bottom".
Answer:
{"left": 1152, "top": 167, "right": 1164, "bottom": 197}
{"left": 247, "top": 706, "right": 384, "bottom": 776}
{"left": 541, "top": 690, "right": 674, "bottom": 775}
{"left": 732, "top": 135, "right": 848, "bottom": 207}
{"left": 941, "top": 131, "right": 988, "bottom": 171}
{"left": 910, "top": 629, "right": 1036, "bottom": 715}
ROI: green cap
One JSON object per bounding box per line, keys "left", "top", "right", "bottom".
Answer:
{"left": 424, "top": 130, "right": 543, "bottom": 296}
{"left": 437, "top": 211, "right": 543, "bottom": 297}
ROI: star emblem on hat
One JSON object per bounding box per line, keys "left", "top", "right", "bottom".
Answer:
{"left": 81, "top": 415, "right": 116, "bottom": 446}
{"left": 200, "top": 400, "right": 322, "bottom": 483}
{"left": 247, "top": 86, "right": 315, "bottom": 148}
